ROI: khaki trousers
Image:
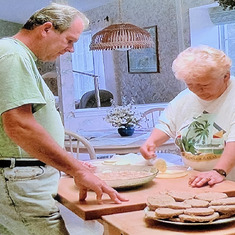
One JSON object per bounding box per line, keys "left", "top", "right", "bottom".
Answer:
{"left": 0, "top": 165, "right": 69, "bottom": 235}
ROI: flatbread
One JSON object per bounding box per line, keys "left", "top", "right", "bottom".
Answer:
{"left": 145, "top": 210, "right": 157, "bottom": 220}
{"left": 147, "top": 194, "right": 175, "bottom": 210}
{"left": 184, "top": 199, "right": 209, "bottom": 208}
{"left": 210, "top": 197, "right": 235, "bottom": 206}
{"left": 166, "top": 191, "right": 195, "bottom": 202}
{"left": 184, "top": 207, "right": 214, "bottom": 216}
{"left": 209, "top": 205, "right": 235, "bottom": 214}
{"left": 167, "top": 201, "right": 191, "bottom": 209}
{"left": 195, "top": 192, "right": 228, "bottom": 202}
{"left": 179, "top": 212, "right": 219, "bottom": 223}
{"left": 155, "top": 208, "right": 184, "bottom": 219}
{"left": 145, "top": 191, "right": 235, "bottom": 223}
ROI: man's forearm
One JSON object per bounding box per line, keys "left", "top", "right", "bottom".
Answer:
{"left": 2, "top": 106, "right": 87, "bottom": 177}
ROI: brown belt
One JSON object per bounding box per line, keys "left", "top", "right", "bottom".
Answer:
{"left": 0, "top": 159, "right": 46, "bottom": 168}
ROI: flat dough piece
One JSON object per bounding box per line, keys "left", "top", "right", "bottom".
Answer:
{"left": 195, "top": 192, "right": 228, "bottom": 202}
{"left": 157, "top": 170, "right": 188, "bottom": 179}
{"left": 184, "top": 207, "right": 214, "bottom": 216}
{"left": 184, "top": 199, "right": 209, "bottom": 208}
{"left": 154, "top": 158, "right": 167, "bottom": 173}
{"left": 167, "top": 201, "right": 191, "bottom": 209}
{"left": 209, "top": 205, "right": 235, "bottom": 213}
{"left": 179, "top": 212, "right": 219, "bottom": 223}
{"left": 145, "top": 210, "right": 157, "bottom": 220}
{"left": 147, "top": 194, "right": 175, "bottom": 210}
{"left": 210, "top": 197, "right": 235, "bottom": 206}
{"left": 166, "top": 191, "right": 195, "bottom": 202}
{"left": 155, "top": 208, "right": 184, "bottom": 219}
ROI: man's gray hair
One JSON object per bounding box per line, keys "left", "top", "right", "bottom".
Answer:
{"left": 22, "top": 3, "right": 89, "bottom": 33}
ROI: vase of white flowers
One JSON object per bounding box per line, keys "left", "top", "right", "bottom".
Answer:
{"left": 105, "top": 98, "right": 143, "bottom": 136}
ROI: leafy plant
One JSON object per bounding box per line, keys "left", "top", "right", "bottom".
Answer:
{"left": 215, "top": 0, "right": 235, "bottom": 10}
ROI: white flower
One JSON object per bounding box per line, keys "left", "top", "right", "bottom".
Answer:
{"left": 105, "top": 99, "right": 143, "bottom": 128}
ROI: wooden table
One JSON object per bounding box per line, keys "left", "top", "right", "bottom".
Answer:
{"left": 102, "top": 210, "right": 235, "bottom": 235}
{"left": 57, "top": 171, "right": 235, "bottom": 220}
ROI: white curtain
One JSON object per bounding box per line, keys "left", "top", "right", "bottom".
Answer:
{"left": 72, "top": 15, "right": 112, "bottom": 102}
{"left": 72, "top": 32, "right": 94, "bottom": 101}
{"left": 72, "top": 29, "right": 108, "bottom": 102}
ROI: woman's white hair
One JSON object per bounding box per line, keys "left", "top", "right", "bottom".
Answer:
{"left": 172, "top": 45, "right": 232, "bottom": 82}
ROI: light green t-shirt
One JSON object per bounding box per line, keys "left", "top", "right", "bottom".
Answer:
{"left": 0, "top": 38, "right": 64, "bottom": 158}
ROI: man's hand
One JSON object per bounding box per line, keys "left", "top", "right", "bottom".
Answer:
{"left": 79, "top": 160, "right": 96, "bottom": 172}
{"left": 74, "top": 172, "right": 129, "bottom": 204}
{"left": 188, "top": 170, "right": 225, "bottom": 187}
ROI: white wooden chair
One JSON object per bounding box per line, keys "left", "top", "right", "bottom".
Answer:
{"left": 64, "top": 130, "right": 96, "bottom": 160}
{"left": 142, "top": 107, "right": 165, "bottom": 129}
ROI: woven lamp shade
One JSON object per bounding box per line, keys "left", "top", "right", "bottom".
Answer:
{"left": 89, "top": 23, "right": 154, "bottom": 51}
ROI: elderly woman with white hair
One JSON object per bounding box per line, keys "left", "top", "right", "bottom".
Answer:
{"left": 140, "top": 45, "right": 235, "bottom": 187}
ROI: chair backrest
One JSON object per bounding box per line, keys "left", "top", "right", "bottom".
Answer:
{"left": 142, "top": 107, "right": 165, "bottom": 129}
{"left": 64, "top": 130, "right": 96, "bottom": 160}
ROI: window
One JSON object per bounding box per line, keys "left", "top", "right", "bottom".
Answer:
{"left": 190, "top": 4, "right": 235, "bottom": 76}
{"left": 72, "top": 31, "right": 106, "bottom": 102}
{"left": 219, "top": 24, "right": 235, "bottom": 75}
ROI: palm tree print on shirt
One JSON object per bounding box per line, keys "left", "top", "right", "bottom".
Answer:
{"left": 175, "top": 112, "right": 225, "bottom": 155}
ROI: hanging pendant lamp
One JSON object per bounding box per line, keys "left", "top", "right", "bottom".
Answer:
{"left": 89, "top": 0, "right": 154, "bottom": 51}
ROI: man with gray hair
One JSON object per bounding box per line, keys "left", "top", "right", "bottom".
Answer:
{"left": 0, "top": 3, "right": 127, "bottom": 235}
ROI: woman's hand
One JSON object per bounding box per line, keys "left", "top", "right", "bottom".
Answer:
{"left": 140, "top": 142, "right": 156, "bottom": 160}
{"left": 188, "top": 170, "right": 225, "bottom": 187}
{"left": 140, "top": 128, "right": 170, "bottom": 160}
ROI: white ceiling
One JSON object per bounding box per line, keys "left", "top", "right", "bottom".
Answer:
{"left": 0, "top": 0, "right": 115, "bottom": 24}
